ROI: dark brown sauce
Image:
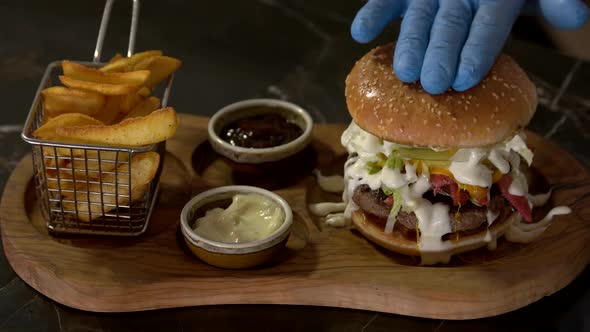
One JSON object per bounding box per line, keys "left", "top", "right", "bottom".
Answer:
{"left": 220, "top": 108, "right": 303, "bottom": 148}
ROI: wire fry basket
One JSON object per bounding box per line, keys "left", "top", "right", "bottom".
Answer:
{"left": 21, "top": 0, "right": 172, "bottom": 236}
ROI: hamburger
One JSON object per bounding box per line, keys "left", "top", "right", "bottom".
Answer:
{"left": 341, "top": 44, "right": 541, "bottom": 265}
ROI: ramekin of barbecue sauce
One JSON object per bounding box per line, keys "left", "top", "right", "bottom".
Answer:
{"left": 208, "top": 99, "right": 313, "bottom": 164}
{"left": 220, "top": 111, "right": 303, "bottom": 149}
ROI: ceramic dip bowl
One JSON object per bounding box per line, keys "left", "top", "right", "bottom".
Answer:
{"left": 207, "top": 98, "right": 313, "bottom": 164}
{"left": 180, "top": 185, "right": 293, "bottom": 269}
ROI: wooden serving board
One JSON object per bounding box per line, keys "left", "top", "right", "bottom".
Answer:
{"left": 1, "top": 114, "right": 589, "bottom": 319}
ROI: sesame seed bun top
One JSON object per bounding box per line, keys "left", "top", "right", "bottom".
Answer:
{"left": 344, "top": 44, "right": 538, "bottom": 148}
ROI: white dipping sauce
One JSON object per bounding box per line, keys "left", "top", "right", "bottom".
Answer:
{"left": 192, "top": 194, "right": 284, "bottom": 244}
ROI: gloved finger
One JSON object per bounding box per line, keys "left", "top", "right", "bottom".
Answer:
{"left": 537, "top": 0, "right": 589, "bottom": 29}
{"left": 452, "top": 0, "right": 525, "bottom": 91}
{"left": 420, "top": 0, "right": 473, "bottom": 94}
{"left": 351, "top": 0, "right": 406, "bottom": 43}
{"left": 393, "top": 0, "right": 438, "bottom": 83}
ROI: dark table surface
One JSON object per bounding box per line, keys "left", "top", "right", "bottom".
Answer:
{"left": 0, "top": 1, "right": 589, "bottom": 331}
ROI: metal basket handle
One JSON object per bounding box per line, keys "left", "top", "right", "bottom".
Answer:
{"left": 93, "top": 0, "right": 140, "bottom": 63}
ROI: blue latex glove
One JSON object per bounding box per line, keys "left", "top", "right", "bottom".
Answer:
{"left": 351, "top": 0, "right": 589, "bottom": 94}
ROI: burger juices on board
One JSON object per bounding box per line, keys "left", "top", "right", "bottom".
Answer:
{"left": 341, "top": 44, "right": 570, "bottom": 265}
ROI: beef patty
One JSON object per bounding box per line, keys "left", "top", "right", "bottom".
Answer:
{"left": 352, "top": 184, "right": 506, "bottom": 233}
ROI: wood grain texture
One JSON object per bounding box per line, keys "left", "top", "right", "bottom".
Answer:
{"left": 1, "top": 114, "right": 589, "bottom": 319}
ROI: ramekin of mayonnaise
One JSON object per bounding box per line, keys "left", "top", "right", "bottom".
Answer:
{"left": 180, "top": 185, "right": 293, "bottom": 269}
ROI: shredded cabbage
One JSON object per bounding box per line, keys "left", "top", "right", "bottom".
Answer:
{"left": 384, "top": 188, "right": 402, "bottom": 234}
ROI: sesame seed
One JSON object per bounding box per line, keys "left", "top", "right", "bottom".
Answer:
{"left": 473, "top": 117, "right": 477, "bottom": 123}
{"left": 510, "top": 97, "right": 515, "bottom": 102}
{"left": 436, "top": 123, "right": 441, "bottom": 127}
{"left": 452, "top": 117, "right": 457, "bottom": 121}
{"left": 492, "top": 93, "right": 499, "bottom": 99}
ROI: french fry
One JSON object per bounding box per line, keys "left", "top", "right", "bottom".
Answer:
{"left": 34, "top": 113, "right": 105, "bottom": 171}
{"left": 62, "top": 61, "right": 150, "bottom": 87}
{"left": 65, "top": 150, "right": 130, "bottom": 181}
{"left": 123, "top": 96, "right": 160, "bottom": 120}
{"left": 93, "top": 95, "right": 124, "bottom": 125}
{"left": 100, "top": 50, "right": 163, "bottom": 73}
{"left": 59, "top": 76, "right": 137, "bottom": 96}
{"left": 133, "top": 56, "right": 182, "bottom": 88}
{"left": 107, "top": 53, "right": 123, "bottom": 65}
{"left": 56, "top": 107, "right": 178, "bottom": 147}
{"left": 137, "top": 86, "right": 151, "bottom": 97}
{"left": 40, "top": 147, "right": 69, "bottom": 179}
{"left": 33, "top": 113, "right": 104, "bottom": 141}
{"left": 120, "top": 91, "right": 146, "bottom": 115}
{"left": 41, "top": 86, "right": 105, "bottom": 117}
{"left": 61, "top": 152, "right": 160, "bottom": 221}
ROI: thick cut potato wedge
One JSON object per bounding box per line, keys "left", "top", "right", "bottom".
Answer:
{"left": 133, "top": 56, "right": 182, "bottom": 88}
{"left": 100, "top": 50, "right": 163, "bottom": 73}
{"left": 137, "top": 86, "right": 151, "bottom": 97}
{"left": 62, "top": 61, "right": 150, "bottom": 87}
{"left": 33, "top": 113, "right": 104, "bottom": 141}
{"left": 93, "top": 95, "right": 124, "bottom": 125}
{"left": 56, "top": 107, "right": 178, "bottom": 146}
{"left": 120, "top": 91, "right": 146, "bottom": 114}
{"left": 107, "top": 53, "right": 123, "bottom": 64}
{"left": 41, "top": 86, "right": 105, "bottom": 116}
{"left": 123, "top": 96, "right": 161, "bottom": 120}
{"left": 59, "top": 76, "right": 138, "bottom": 96}
{"left": 58, "top": 149, "right": 131, "bottom": 181}
{"left": 61, "top": 152, "right": 160, "bottom": 221}
{"left": 34, "top": 113, "right": 105, "bottom": 162}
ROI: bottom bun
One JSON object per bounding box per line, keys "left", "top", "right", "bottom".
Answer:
{"left": 351, "top": 209, "right": 519, "bottom": 264}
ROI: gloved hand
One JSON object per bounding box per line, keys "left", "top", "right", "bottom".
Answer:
{"left": 351, "top": 0, "right": 589, "bottom": 94}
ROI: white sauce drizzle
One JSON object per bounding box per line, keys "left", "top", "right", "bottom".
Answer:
{"left": 484, "top": 230, "right": 492, "bottom": 242}
{"left": 506, "top": 206, "right": 571, "bottom": 243}
{"left": 528, "top": 190, "right": 552, "bottom": 207}
{"left": 488, "top": 149, "right": 510, "bottom": 174}
{"left": 508, "top": 171, "right": 528, "bottom": 196}
{"left": 325, "top": 213, "right": 347, "bottom": 227}
{"left": 313, "top": 169, "right": 344, "bottom": 193}
{"left": 486, "top": 209, "right": 500, "bottom": 225}
{"left": 450, "top": 149, "right": 492, "bottom": 187}
{"left": 308, "top": 202, "right": 346, "bottom": 217}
